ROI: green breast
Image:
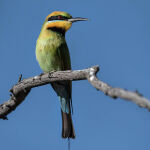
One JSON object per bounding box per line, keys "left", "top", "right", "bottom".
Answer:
{"left": 36, "top": 30, "right": 71, "bottom": 72}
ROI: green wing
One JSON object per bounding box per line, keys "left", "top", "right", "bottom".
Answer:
{"left": 51, "top": 42, "right": 72, "bottom": 105}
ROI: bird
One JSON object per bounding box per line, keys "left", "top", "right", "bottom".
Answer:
{"left": 36, "top": 11, "right": 87, "bottom": 139}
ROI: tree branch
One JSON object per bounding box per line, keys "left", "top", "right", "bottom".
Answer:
{"left": 0, "top": 65, "right": 150, "bottom": 119}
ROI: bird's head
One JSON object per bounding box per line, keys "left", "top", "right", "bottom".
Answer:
{"left": 43, "top": 11, "right": 87, "bottom": 34}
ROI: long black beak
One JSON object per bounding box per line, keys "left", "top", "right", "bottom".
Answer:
{"left": 68, "top": 17, "right": 88, "bottom": 23}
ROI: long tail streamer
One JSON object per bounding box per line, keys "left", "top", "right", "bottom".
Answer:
{"left": 68, "top": 138, "right": 70, "bottom": 150}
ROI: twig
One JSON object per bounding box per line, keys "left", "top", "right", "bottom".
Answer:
{"left": 0, "top": 65, "right": 150, "bottom": 119}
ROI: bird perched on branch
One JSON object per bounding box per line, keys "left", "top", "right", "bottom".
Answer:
{"left": 36, "top": 11, "right": 87, "bottom": 138}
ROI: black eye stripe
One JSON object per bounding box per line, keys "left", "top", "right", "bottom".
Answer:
{"left": 48, "top": 15, "right": 69, "bottom": 21}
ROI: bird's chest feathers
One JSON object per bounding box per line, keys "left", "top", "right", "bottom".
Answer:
{"left": 38, "top": 35, "right": 64, "bottom": 53}
{"left": 36, "top": 33, "right": 65, "bottom": 72}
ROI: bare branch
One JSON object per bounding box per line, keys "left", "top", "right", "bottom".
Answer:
{"left": 0, "top": 65, "right": 150, "bottom": 119}
{"left": 86, "top": 67, "right": 150, "bottom": 110}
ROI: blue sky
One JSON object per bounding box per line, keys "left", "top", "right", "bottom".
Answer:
{"left": 0, "top": 0, "right": 150, "bottom": 150}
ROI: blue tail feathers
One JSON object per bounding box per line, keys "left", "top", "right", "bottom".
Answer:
{"left": 59, "top": 97, "right": 70, "bottom": 114}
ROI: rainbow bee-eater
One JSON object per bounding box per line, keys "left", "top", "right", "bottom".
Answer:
{"left": 36, "top": 11, "right": 87, "bottom": 138}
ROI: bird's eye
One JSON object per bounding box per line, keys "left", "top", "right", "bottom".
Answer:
{"left": 48, "top": 15, "right": 69, "bottom": 21}
{"left": 58, "top": 15, "right": 62, "bottom": 20}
